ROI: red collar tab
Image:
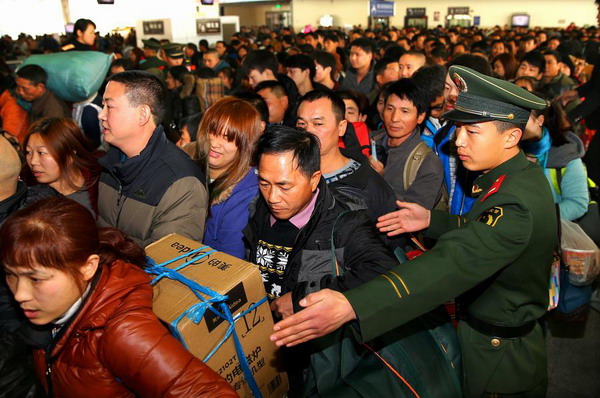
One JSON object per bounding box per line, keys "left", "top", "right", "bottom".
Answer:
{"left": 481, "top": 174, "right": 506, "bottom": 202}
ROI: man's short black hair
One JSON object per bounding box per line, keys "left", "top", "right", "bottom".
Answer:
{"left": 235, "top": 92, "right": 270, "bottom": 124}
{"left": 16, "top": 64, "right": 47, "bottom": 86}
{"left": 411, "top": 64, "right": 447, "bottom": 104}
{"left": 312, "top": 51, "right": 336, "bottom": 80}
{"left": 243, "top": 49, "right": 279, "bottom": 75}
{"left": 374, "top": 57, "right": 397, "bottom": 77}
{"left": 107, "top": 70, "right": 166, "bottom": 126}
{"left": 430, "top": 46, "right": 448, "bottom": 61}
{"left": 282, "top": 35, "right": 294, "bottom": 45}
{"left": 179, "top": 112, "right": 202, "bottom": 142}
{"left": 337, "top": 90, "right": 369, "bottom": 116}
{"left": 186, "top": 42, "right": 197, "bottom": 52}
{"left": 383, "top": 45, "right": 406, "bottom": 60}
{"left": 255, "top": 80, "right": 289, "bottom": 99}
{"left": 470, "top": 40, "right": 490, "bottom": 57}
{"left": 520, "top": 51, "right": 546, "bottom": 74}
{"left": 324, "top": 33, "right": 339, "bottom": 43}
{"left": 349, "top": 38, "right": 375, "bottom": 54}
{"left": 284, "top": 54, "right": 316, "bottom": 80}
{"left": 253, "top": 125, "right": 320, "bottom": 178}
{"left": 218, "top": 66, "right": 234, "bottom": 80}
{"left": 299, "top": 90, "right": 345, "bottom": 123}
{"left": 384, "top": 78, "right": 428, "bottom": 115}
{"left": 493, "top": 120, "right": 527, "bottom": 135}
{"left": 521, "top": 35, "right": 537, "bottom": 44}
{"left": 447, "top": 53, "right": 493, "bottom": 76}
{"left": 110, "top": 59, "right": 127, "bottom": 70}
{"left": 542, "top": 50, "right": 562, "bottom": 63}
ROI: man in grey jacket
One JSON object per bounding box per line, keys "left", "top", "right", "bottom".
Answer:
{"left": 97, "top": 71, "right": 207, "bottom": 247}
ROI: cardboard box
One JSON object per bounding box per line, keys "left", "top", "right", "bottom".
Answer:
{"left": 146, "top": 234, "right": 288, "bottom": 398}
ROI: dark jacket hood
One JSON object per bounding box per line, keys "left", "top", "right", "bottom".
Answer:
{"left": 547, "top": 131, "right": 585, "bottom": 168}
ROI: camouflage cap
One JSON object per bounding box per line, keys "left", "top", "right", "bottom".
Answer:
{"left": 443, "top": 65, "right": 548, "bottom": 124}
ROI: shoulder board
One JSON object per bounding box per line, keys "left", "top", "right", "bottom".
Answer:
{"left": 481, "top": 174, "right": 506, "bottom": 202}
{"left": 61, "top": 44, "right": 75, "bottom": 51}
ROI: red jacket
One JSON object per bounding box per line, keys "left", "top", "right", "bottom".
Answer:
{"left": 32, "top": 260, "right": 237, "bottom": 398}
{"left": 0, "top": 90, "right": 29, "bottom": 142}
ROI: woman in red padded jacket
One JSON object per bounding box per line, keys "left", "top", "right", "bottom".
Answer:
{"left": 0, "top": 197, "right": 237, "bottom": 398}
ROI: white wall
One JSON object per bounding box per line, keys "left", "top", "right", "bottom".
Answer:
{"left": 1, "top": 0, "right": 596, "bottom": 40}
{"left": 0, "top": 0, "right": 219, "bottom": 43}
{"left": 292, "top": 0, "right": 368, "bottom": 30}
{"left": 389, "top": 0, "right": 597, "bottom": 29}
{"left": 0, "top": 0, "right": 65, "bottom": 38}
{"left": 223, "top": 3, "right": 291, "bottom": 27}
{"left": 292, "top": 0, "right": 597, "bottom": 31}
{"left": 68, "top": 0, "right": 217, "bottom": 45}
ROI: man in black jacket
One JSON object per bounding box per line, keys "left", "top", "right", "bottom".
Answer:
{"left": 242, "top": 126, "right": 398, "bottom": 396}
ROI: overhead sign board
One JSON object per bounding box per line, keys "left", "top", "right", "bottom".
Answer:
{"left": 196, "top": 19, "right": 221, "bottom": 34}
{"left": 143, "top": 20, "right": 165, "bottom": 35}
{"left": 370, "top": 1, "right": 395, "bottom": 17}
{"left": 448, "top": 7, "right": 470, "bottom": 15}
{"left": 407, "top": 8, "right": 426, "bottom": 17}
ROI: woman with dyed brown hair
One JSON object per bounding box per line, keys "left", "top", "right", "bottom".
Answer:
{"left": 23, "top": 117, "right": 100, "bottom": 216}
{"left": 492, "top": 52, "right": 519, "bottom": 81}
{"left": 195, "top": 96, "right": 262, "bottom": 258}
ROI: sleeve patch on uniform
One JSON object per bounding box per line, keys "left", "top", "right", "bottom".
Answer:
{"left": 477, "top": 207, "right": 504, "bottom": 227}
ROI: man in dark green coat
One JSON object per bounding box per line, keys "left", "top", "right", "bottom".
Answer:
{"left": 270, "top": 65, "right": 557, "bottom": 398}
{"left": 140, "top": 38, "right": 167, "bottom": 80}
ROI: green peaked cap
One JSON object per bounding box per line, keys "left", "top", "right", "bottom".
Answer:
{"left": 443, "top": 65, "right": 548, "bottom": 124}
{"left": 162, "top": 43, "right": 185, "bottom": 58}
{"left": 142, "top": 38, "right": 161, "bottom": 50}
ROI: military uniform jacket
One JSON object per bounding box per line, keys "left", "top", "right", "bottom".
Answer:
{"left": 344, "top": 151, "right": 557, "bottom": 397}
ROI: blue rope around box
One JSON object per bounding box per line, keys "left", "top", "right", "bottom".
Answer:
{"left": 146, "top": 246, "right": 267, "bottom": 398}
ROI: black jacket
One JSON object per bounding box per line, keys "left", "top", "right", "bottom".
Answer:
{"left": 330, "top": 149, "right": 397, "bottom": 222}
{"left": 571, "top": 52, "right": 600, "bottom": 129}
{"left": 243, "top": 178, "right": 398, "bottom": 312}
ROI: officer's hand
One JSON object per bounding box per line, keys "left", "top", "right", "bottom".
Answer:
{"left": 376, "top": 200, "right": 430, "bottom": 236}
{"left": 270, "top": 292, "right": 294, "bottom": 319}
{"left": 270, "top": 289, "right": 356, "bottom": 347}
{"left": 558, "top": 89, "right": 579, "bottom": 106}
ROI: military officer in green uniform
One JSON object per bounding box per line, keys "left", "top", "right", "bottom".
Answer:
{"left": 161, "top": 43, "right": 185, "bottom": 67}
{"left": 270, "top": 65, "right": 557, "bottom": 398}
{"left": 140, "top": 38, "right": 167, "bottom": 80}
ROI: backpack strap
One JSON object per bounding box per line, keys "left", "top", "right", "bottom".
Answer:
{"left": 549, "top": 167, "right": 567, "bottom": 196}
{"left": 403, "top": 140, "right": 432, "bottom": 192}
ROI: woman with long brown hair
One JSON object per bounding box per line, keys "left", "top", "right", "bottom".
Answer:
{"left": 492, "top": 52, "right": 519, "bottom": 81}
{"left": 0, "top": 197, "right": 237, "bottom": 398}
{"left": 23, "top": 117, "right": 101, "bottom": 217}
{"left": 196, "top": 97, "right": 262, "bottom": 258}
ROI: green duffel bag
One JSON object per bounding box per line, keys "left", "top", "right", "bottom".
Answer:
{"left": 304, "top": 306, "right": 462, "bottom": 398}
{"left": 20, "top": 51, "right": 112, "bottom": 102}
{"left": 303, "top": 216, "right": 463, "bottom": 398}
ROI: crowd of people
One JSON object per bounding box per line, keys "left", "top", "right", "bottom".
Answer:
{"left": 0, "top": 5, "right": 599, "bottom": 397}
